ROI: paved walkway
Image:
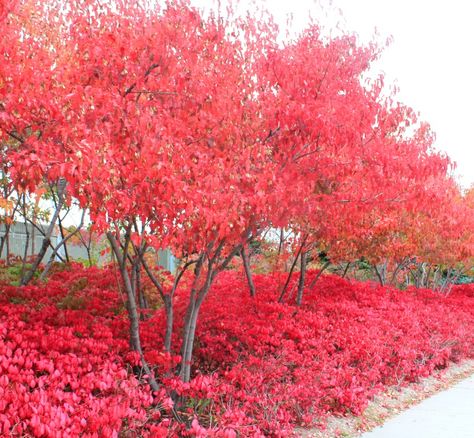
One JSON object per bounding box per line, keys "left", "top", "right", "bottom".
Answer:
{"left": 360, "top": 374, "right": 474, "bottom": 438}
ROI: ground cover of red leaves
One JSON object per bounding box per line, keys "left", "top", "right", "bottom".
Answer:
{"left": 0, "top": 264, "right": 473, "bottom": 437}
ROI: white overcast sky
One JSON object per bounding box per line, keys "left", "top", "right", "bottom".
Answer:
{"left": 192, "top": 0, "right": 474, "bottom": 188}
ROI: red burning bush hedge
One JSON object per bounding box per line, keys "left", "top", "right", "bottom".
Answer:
{"left": 0, "top": 265, "right": 473, "bottom": 436}
{"left": 168, "top": 272, "right": 474, "bottom": 434}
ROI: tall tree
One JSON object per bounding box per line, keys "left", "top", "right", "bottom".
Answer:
{"left": 2, "top": 0, "right": 472, "bottom": 390}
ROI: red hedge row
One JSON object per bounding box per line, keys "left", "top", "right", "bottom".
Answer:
{"left": 0, "top": 265, "right": 473, "bottom": 436}
{"left": 167, "top": 271, "right": 474, "bottom": 434}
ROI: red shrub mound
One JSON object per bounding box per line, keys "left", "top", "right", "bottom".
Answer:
{"left": 182, "top": 272, "right": 474, "bottom": 434}
{"left": 0, "top": 266, "right": 167, "bottom": 437}
{"left": 0, "top": 265, "right": 473, "bottom": 436}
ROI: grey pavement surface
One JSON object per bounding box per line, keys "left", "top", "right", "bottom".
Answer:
{"left": 360, "top": 374, "right": 474, "bottom": 438}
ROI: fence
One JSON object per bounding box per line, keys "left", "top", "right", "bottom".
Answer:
{"left": 0, "top": 222, "right": 177, "bottom": 272}
{"left": 0, "top": 222, "right": 87, "bottom": 261}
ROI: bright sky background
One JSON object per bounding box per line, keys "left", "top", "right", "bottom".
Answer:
{"left": 192, "top": 0, "right": 474, "bottom": 189}
{"left": 335, "top": 0, "right": 474, "bottom": 190}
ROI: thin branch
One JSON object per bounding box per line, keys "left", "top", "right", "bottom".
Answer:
{"left": 141, "top": 255, "right": 165, "bottom": 300}
{"left": 127, "top": 90, "right": 177, "bottom": 96}
{"left": 278, "top": 236, "right": 307, "bottom": 303}
{"left": 6, "top": 130, "right": 25, "bottom": 143}
{"left": 39, "top": 209, "right": 86, "bottom": 281}
{"left": 308, "top": 260, "right": 331, "bottom": 289}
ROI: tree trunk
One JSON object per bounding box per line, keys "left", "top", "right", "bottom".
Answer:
{"left": 162, "top": 295, "right": 173, "bottom": 353}
{"left": 20, "top": 213, "right": 30, "bottom": 281}
{"left": 432, "top": 267, "right": 440, "bottom": 289}
{"left": 424, "top": 265, "right": 432, "bottom": 288}
{"left": 241, "top": 245, "right": 256, "bottom": 297}
{"left": 296, "top": 250, "right": 307, "bottom": 306}
{"left": 21, "top": 178, "right": 67, "bottom": 286}
{"left": 141, "top": 254, "right": 175, "bottom": 353}
{"left": 135, "top": 261, "right": 149, "bottom": 320}
{"left": 178, "top": 242, "right": 242, "bottom": 383}
{"left": 389, "top": 257, "right": 409, "bottom": 286}
{"left": 308, "top": 260, "right": 330, "bottom": 289}
{"left": 57, "top": 215, "right": 70, "bottom": 263}
{"left": 5, "top": 231, "right": 10, "bottom": 265}
{"left": 437, "top": 267, "right": 459, "bottom": 295}
{"left": 420, "top": 262, "right": 427, "bottom": 288}
{"left": 342, "top": 262, "right": 351, "bottom": 278}
{"left": 179, "top": 267, "right": 217, "bottom": 383}
{"left": 107, "top": 232, "right": 159, "bottom": 392}
{"left": 445, "top": 269, "right": 462, "bottom": 296}
{"left": 179, "top": 259, "right": 205, "bottom": 383}
{"left": 0, "top": 223, "right": 11, "bottom": 259}
{"left": 86, "top": 245, "right": 92, "bottom": 265}
{"left": 31, "top": 207, "right": 35, "bottom": 257}
{"left": 79, "top": 229, "right": 93, "bottom": 266}
{"left": 49, "top": 180, "right": 70, "bottom": 262}
{"left": 278, "top": 228, "right": 284, "bottom": 255}
{"left": 374, "top": 263, "right": 386, "bottom": 286}
{"left": 278, "top": 239, "right": 305, "bottom": 303}
{"left": 179, "top": 298, "right": 202, "bottom": 383}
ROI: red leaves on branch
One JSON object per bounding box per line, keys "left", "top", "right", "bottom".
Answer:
{"left": 3, "top": 0, "right": 469, "bottom": 266}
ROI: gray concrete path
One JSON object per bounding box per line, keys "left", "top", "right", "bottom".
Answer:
{"left": 360, "top": 375, "right": 474, "bottom": 438}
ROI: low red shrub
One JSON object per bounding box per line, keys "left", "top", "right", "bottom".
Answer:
{"left": 167, "top": 272, "right": 474, "bottom": 435}
{"left": 0, "top": 265, "right": 473, "bottom": 436}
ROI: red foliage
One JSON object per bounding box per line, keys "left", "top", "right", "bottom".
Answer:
{"left": 0, "top": 266, "right": 165, "bottom": 437}
{"left": 173, "top": 272, "right": 474, "bottom": 434}
{"left": 0, "top": 265, "right": 473, "bottom": 436}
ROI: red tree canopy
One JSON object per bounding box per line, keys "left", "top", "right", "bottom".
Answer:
{"left": 0, "top": 0, "right": 471, "bottom": 268}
